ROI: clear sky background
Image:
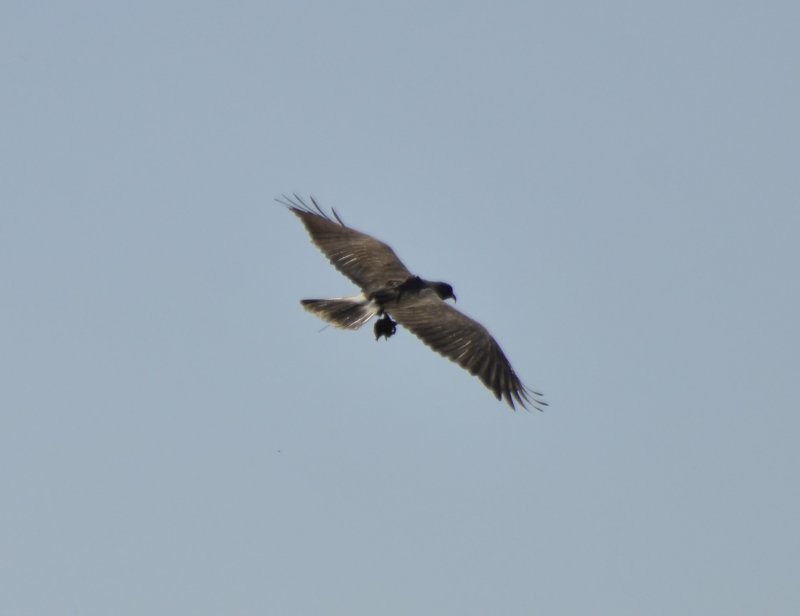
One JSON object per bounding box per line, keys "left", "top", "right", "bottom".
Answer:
{"left": 2, "top": 1, "right": 798, "bottom": 614}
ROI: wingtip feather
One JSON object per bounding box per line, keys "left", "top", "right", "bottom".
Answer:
{"left": 278, "top": 194, "right": 346, "bottom": 227}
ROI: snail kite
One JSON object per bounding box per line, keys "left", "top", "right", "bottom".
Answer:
{"left": 282, "top": 195, "right": 547, "bottom": 411}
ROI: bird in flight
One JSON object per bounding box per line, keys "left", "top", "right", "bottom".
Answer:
{"left": 281, "top": 195, "right": 547, "bottom": 411}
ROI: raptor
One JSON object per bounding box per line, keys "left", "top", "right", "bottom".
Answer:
{"left": 282, "top": 195, "right": 547, "bottom": 411}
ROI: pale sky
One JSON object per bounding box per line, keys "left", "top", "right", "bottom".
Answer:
{"left": 2, "top": 1, "right": 799, "bottom": 614}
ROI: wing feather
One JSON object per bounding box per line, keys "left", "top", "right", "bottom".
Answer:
{"left": 280, "top": 195, "right": 412, "bottom": 293}
{"left": 390, "top": 291, "right": 547, "bottom": 411}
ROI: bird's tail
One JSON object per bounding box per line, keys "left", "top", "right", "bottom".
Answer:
{"left": 300, "top": 294, "right": 378, "bottom": 330}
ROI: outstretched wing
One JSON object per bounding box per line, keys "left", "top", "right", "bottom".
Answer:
{"left": 390, "top": 290, "right": 547, "bottom": 411}
{"left": 281, "top": 195, "right": 412, "bottom": 293}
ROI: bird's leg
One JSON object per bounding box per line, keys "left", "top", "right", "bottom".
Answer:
{"left": 374, "top": 313, "right": 397, "bottom": 341}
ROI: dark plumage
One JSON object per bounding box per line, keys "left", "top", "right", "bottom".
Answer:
{"left": 281, "top": 195, "right": 547, "bottom": 411}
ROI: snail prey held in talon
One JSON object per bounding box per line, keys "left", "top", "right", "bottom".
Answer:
{"left": 281, "top": 194, "right": 547, "bottom": 411}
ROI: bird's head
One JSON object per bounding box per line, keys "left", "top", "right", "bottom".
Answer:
{"left": 432, "top": 281, "right": 457, "bottom": 302}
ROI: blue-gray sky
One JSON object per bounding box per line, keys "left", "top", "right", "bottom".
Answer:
{"left": 2, "top": 1, "right": 798, "bottom": 614}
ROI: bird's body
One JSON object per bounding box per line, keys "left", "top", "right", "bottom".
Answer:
{"left": 282, "top": 195, "right": 547, "bottom": 411}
